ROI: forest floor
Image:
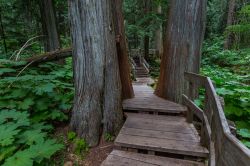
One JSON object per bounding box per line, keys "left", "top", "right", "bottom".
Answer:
{"left": 54, "top": 126, "right": 114, "bottom": 166}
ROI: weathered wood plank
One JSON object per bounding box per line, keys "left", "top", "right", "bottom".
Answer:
{"left": 124, "top": 118, "right": 196, "bottom": 134}
{"left": 102, "top": 150, "right": 205, "bottom": 166}
{"left": 184, "top": 72, "right": 250, "bottom": 166}
{"left": 184, "top": 72, "right": 207, "bottom": 88}
{"left": 120, "top": 127, "right": 200, "bottom": 142}
{"left": 115, "top": 134, "right": 209, "bottom": 157}
{"left": 123, "top": 85, "right": 187, "bottom": 113}
{"left": 182, "top": 95, "right": 203, "bottom": 121}
{"left": 116, "top": 113, "right": 208, "bottom": 158}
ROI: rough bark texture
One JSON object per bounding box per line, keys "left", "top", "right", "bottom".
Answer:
{"left": 224, "top": 0, "right": 236, "bottom": 49}
{"left": 25, "top": 48, "right": 71, "bottom": 65}
{"left": 155, "top": 4, "right": 163, "bottom": 58}
{"left": 69, "top": 0, "right": 123, "bottom": 146}
{"left": 112, "top": 0, "right": 134, "bottom": 100}
{"left": 39, "top": 0, "right": 60, "bottom": 52}
{"left": 0, "top": 7, "right": 7, "bottom": 54}
{"left": 155, "top": 0, "right": 207, "bottom": 103}
{"left": 102, "top": 0, "right": 123, "bottom": 136}
{"left": 143, "top": 0, "right": 151, "bottom": 61}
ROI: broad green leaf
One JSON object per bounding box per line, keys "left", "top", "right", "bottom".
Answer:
{"left": 3, "top": 149, "right": 34, "bottom": 166}
{"left": 17, "top": 129, "right": 46, "bottom": 145}
{"left": 18, "top": 98, "right": 34, "bottom": 110}
{"left": 0, "top": 123, "right": 20, "bottom": 146}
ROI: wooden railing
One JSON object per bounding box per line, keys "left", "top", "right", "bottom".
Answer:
{"left": 129, "top": 57, "right": 136, "bottom": 78}
{"left": 142, "top": 57, "right": 150, "bottom": 73}
{"left": 183, "top": 72, "right": 250, "bottom": 166}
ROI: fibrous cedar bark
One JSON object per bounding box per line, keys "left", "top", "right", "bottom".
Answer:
{"left": 69, "top": 0, "right": 123, "bottom": 146}
{"left": 143, "top": 0, "right": 151, "bottom": 61}
{"left": 112, "top": 0, "right": 134, "bottom": 100}
{"left": 155, "top": 3, "right": 163, "bottom": 58}
{"left": 224, "top": 0, "right": 236, "bottom": 49}
{"left": 0, "top": 7, "right": 7, "bottom": 54}
{"left": 39, "top": 0, "right": 60, "bottom": 52}
{"left": 155, "top": 0, "right": 207, "bottom": 103}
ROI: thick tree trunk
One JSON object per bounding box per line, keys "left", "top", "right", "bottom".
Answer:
{"left": 0, "top": 7, "right": 7, "bottom": 54}
{"left": 144, "top": 0, "right": 151, "bottom": 61}
{"left": 224, "top": 0, "right": 236, "bottom": 49}
{"left": 112, "top": 0, "right": 134, "bottom": 100}
{"left": 102, "top": 0, "right": 123, "bottom": 136}
{"left": 155, "top": 0, "right": 207, "bottom": 103}
{"left": 144, "top": 36, "right": 150, "bottom": 61}
{"left": 155, "top": 4, "right": 163, "bottom": 58}
{"left": 69, "top": 0, "right": 123, "bottom": 146}
{"left": 39, "top": 0, "right": 61, "bottom": 53}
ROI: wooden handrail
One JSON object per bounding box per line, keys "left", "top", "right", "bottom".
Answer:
{"left": 142, "top": 57, "right": 150, "bottom": 73}
{"left": 183, "top": 72, "right": 250, "bottom": 166}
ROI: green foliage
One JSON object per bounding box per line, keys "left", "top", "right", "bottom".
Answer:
{"left": 0, "top": 59, "right": 74, "bottom": 123}
{"left": 123, "top": 0, "right": 168, "bottom": 48}
{"left": 206, "top": 0, "right": 228, "bottom": 34}
{"left": 104, "top": 133, "right": 115, "bottom": 142}
{"left": 225, "top": 4, "right": 250, "bottom": 48}
{"left": 202, "top": 36, "right": 250, "bottom": 147}
{"left": 0, "top": 109, "right": 64, "bottom": 165}
{"left": 0, "top": 58, "right": 73, "bottom": 165}
{"left": 74, "top": 139, "right": 89, "bottom": 156}
{"left": 67, "top": 131, "right": 77, "bottom": 142}
{"left": 67, "top": 131, "right": 89, "bottom": 156}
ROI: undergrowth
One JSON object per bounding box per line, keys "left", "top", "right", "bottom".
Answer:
{"left": 0, "top": 58, "right": 74, "bottom": 165}
{"left": 202, "top": 36, "right": 250, "bottom": 147}
{"left": 148, "top": 36, "right": 250, "bottom": 148}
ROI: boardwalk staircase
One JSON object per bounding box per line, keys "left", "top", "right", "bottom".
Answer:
{"left": 102, "top": 72, "right": 250, "bottom": 166}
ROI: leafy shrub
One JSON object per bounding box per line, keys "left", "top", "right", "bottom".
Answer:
{"left": 202, "top": 66, "right": 250, "bottom": 147}
{"left": 0, "top": 58, "right": 74, "bottom": 165}
{"left": 202, "top": 36, "right": 250, "bottom": 68}
{"left": 0, "top": 59, "right": 74, "bottom": 123}
{"left": 67, "top": 131, "right": 89, "bottom": 156}
{"left": 67, "top": 131, "right": 77, "bottom": 142}
{"left": 104, "top": 133, "right": 115, "bottom": 142}
{"left": 0, "top": 110, "right": 63, "bottom": 165}
{"left": 74, "top": 139, "right": 89, "bottom": 156}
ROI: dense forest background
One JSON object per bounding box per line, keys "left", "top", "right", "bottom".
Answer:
{"left": 0, "top": 0, "right": 249, "bottom": 165}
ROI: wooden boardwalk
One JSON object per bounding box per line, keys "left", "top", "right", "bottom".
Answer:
{"left": 123, "top": 85, "right": 187, "bottom": 114}
{"left": 102, "top": 71, "right": 250, "bottom": 166}
{"left": 102, "top": 150, "right": 205, "bottom": 166}
{"left": 102, "top": 83, "right": 208, "bottom": 165}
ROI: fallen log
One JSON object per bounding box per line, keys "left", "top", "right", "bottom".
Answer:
{"left": 24, "top": 48, "right": 72, "bottom": 65}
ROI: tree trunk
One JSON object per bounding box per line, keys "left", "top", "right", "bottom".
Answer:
{"left": 112, "top": 0, "right": 134, "bottom": 100}
{"left": 155, "top": 0, "right": 207, "bottom": 103}
{"left": 69, "top": 0, "right": 123, "bottom": 146}
{"left": 39, "top": 0, "right": 61, "bottom": 52}
{"left": 102, "top": 0, "right": 123, "bottom": 137}
{"left": 144, "top": 0, "right": 151, "bottom": 61}
{"left": 155, "top": 4, "right": 163, "bottom": 58}
{"left": 0, "top": 7, "right": 7, "bottom": 54}
{"left": 224, "top": 0, "right": 236, "bottom": 49}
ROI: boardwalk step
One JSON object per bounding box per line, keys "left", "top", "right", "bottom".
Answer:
{"left": 123, "top": 85, "right": 187, "bottom": 114}
{"left": 102, "top": 150, "right": 205, "bottom": 166}
{"left": 115, "top": 113, "right": 209, "bottom": 158}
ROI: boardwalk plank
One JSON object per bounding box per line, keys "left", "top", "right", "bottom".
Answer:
{"left": 102, "top": 150, "right": 205, "bottom": 166}
{"left": 115, "top": 114, "right": 209, "bottom": 158}
{"left": 123, "top": 85, "right": 187, "bottom": 114}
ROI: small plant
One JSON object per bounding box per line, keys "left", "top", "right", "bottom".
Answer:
{"left": 67, "top": 131, "right": 89, "bottom": 156}
{"left": 104, "top": 133, "right": 115, "bottom": 142}
{"left": 67, "top": 131, "right": 77, "bottom": 142}
{"left": 74, "top": 139, "right": 89, "bottom": 155}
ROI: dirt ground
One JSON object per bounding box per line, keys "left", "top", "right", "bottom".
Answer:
{"left": 54, "top": 126, "right": 114, "bottom": 166}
